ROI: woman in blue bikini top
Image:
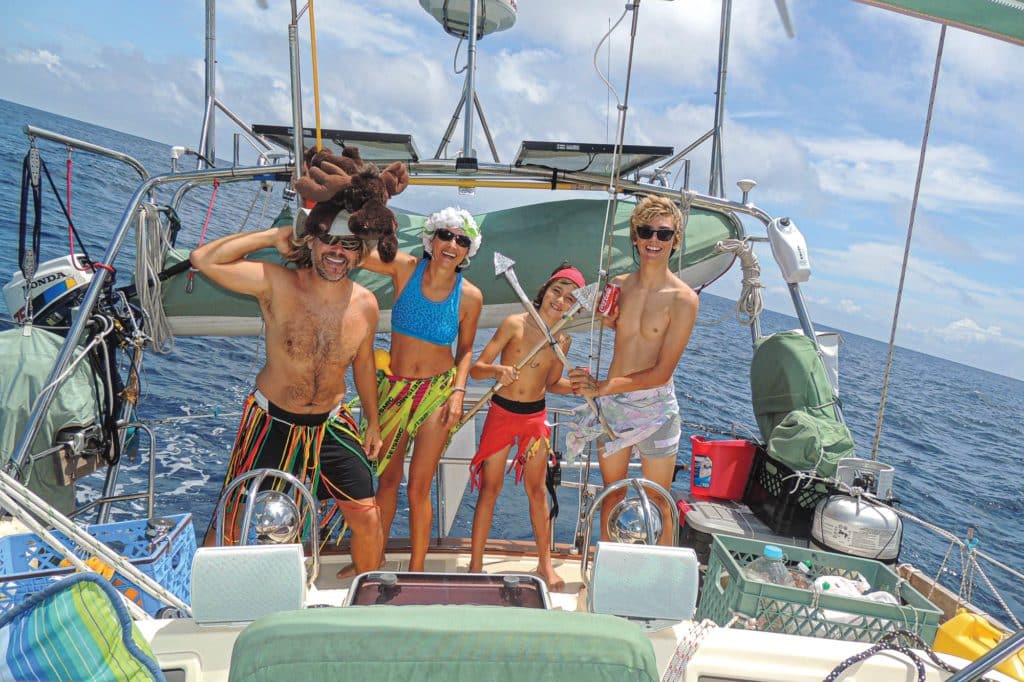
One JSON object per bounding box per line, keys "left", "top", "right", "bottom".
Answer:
{"left": 359, "top": 206, "right": 483, "bottom": 572}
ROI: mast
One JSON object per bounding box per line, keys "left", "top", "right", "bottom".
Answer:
{"left": 708, "top": 0, "right": 732, "bottom": 198}
{"left": 201, "top": 0, "right": 216, "bottom": 169}
{"left": 289, "top": 0, "right": 305, "bottom": 178}
{"left": 461, "top": 0, "right": 480, "bottom": 163}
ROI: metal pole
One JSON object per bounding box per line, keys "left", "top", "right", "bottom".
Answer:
{"left": 654, "top": 128, "right": 714, "bottom": 177}
{"left": 289, "top": 0, "right": 305, "bottom": 177}
{"left": 473, "top": 92, "right": 500, "bottom": 163}
{"left": 787, "top": 282, "right": 844, "bottom": 423}
{"left": 435, "top": 85, "right": 468, "bottom": 159}
{"left": 709, "top": 0, "right": 732, "bottom": 197}
{"left": 24, "top": 126, "right": 148, "bottom": 181}
{"left": 461, "top": 0, "right": 480, "bottom": 159}
{"left": 203, "top": 0, "right": 217, "bottom": 168}
{"left": 214, "top": 99, "right": 273, "bottom": 150}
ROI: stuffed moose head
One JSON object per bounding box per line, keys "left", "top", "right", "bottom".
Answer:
{"left": 293, "top": 145, "right": 410, "bottom": 262}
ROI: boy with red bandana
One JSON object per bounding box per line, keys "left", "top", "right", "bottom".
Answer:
{"left": 467, "top": 264, "right": 585, "bottom": 589}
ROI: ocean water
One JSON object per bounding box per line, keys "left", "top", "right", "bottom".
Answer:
{"left": 1, "top": 99, "right": 1021, "bottom": 622}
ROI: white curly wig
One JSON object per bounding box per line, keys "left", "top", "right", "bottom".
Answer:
{"left": 421, "top": 207, "right": 482, "bottom": 263}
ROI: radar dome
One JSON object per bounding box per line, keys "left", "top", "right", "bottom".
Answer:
{"left": 420, "top": 0, "right": 517, "bottom": 39}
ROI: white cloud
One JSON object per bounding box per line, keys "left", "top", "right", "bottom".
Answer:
{"left": 802, "top": 136, "right": 1024, "bottom": 212}
{"left": 936, "top": 318, "right": 1003, "bottom": 344}
{"left": 838, "top": 299, "right": 861, "bottom": 314}
{"left": 494, "top": 49, "right": 554, "bottom": 105}
{"left": 8, "top": 48, "right": 62, "bottom": 74}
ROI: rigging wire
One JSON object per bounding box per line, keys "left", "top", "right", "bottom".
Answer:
{"left": 585, "top": 3, "right": 635, "bottom": 376}
{"left": 186, "top": 179, "right": 221, "bottom": 292}
{"left": 870, "top": 25, "right": 946, "bottom": 461}
{"left": 65, "top": 146, "right": 89, "bottom": 272}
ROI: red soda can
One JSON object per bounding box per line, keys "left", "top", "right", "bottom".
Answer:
{"left": 597, "top": 282, "right": 621, "bottom": 316}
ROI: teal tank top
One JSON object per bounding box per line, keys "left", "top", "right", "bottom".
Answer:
{"left": 391, "top": 259, "right": 463, "bottom": 346}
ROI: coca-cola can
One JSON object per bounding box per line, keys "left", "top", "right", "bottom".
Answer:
{"left": 597, "top": 282, "right": 621, "bottom": 316}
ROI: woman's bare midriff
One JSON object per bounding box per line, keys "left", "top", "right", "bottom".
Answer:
{"left": 389, "top": 332, "right": 455, "bottom": 378}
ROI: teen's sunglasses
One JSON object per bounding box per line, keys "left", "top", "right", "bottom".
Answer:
{"left": 317, "top": 233, "right": 363, "bottom": 251}
{"left": 435, "top": 228, "right": 472, "bottom": 249}
{"left": 635, "top": 225, "right": 678, "bottom": 242}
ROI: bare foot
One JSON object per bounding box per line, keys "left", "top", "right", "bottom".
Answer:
{"left": 535, "top": 566, "right": 566, "bottom": 591}
{"left": 336, "top": 559, "right": 384, "bottom": 580}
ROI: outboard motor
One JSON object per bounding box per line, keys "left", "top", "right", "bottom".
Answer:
{"left": 811, "top": 458, "right": 903, "bottom": 564}
{"left": 3, "top": 254, "right": 94, "bottom": 328}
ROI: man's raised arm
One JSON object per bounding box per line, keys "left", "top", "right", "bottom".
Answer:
{"left": 190, "top": 225, "right": 294, "bottom": 297}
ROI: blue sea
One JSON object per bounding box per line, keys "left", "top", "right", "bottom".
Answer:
{"left": 1, "top": 99, "right": 1021, "bottom": 622}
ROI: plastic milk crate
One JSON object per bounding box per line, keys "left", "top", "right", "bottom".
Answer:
{"left": 0, "top": 513, "right": 196, "bottom": 616}
{"left": 696, "top": 535, "right": 941, "bottom": 644}
{"left": 743, "top": 446, "right": 834, "bottom": 537}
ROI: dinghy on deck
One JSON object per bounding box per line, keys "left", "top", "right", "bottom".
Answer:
{"left": 156, "top": 198, "right": 741, "bottom": 337}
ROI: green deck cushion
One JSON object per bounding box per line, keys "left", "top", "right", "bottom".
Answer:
{"left": 228, "top": 605, "right": 658, "bottom": 682}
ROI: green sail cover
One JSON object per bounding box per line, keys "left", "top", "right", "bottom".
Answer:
{"left": 0, "top": 328, "right": 105, "bottom": 514}
{"left": 750, "top": 331, "right": 854, "bottom": 477}
{"left": 157, "top": 197, "right": 740, "bottom": 335}
{"left": 858, "top": 0, "right": 1024, "bottom": 47}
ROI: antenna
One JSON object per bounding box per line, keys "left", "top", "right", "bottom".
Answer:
{"left": 421, "top": 0, "right": 517, "bottom": 163}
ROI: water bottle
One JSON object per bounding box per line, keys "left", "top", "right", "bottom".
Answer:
{"left": 744, "top": 545, "right": 796, "bottom": 587}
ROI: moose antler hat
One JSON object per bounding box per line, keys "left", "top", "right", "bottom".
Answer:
{"left": 293, "top": 145, "right": 410, "bottom": 262}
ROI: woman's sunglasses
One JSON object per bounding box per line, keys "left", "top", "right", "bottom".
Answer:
{"left": 635, "top": 225, "right": 678, "bottom": 242}
{"left": 435, "top": 228, "right": 472, "bottom": 249}
{"left": 317, "top": 233, "right": 363, "bottom": 252}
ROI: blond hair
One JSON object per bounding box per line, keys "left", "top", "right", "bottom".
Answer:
{"left": 629, "top": 196, "right": 683, "bottom": 236}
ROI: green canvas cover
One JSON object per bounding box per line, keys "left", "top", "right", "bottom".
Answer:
{"left": 0, "top": 328, "right": 105, "bottom": 514}
{"left": 767, "top": 409, "right": 855, "bottom": 478}
{"left": 156, "top": 197, "right": 740, "bottom": 333}
{"left": 750, "top": 331, "right": 854, "bottom": 476}
{"left": 228, "top": 605, "right": 658, "bottom": 682}
{"left": 857, "top": 0, "right": 1024, "bottom": 47}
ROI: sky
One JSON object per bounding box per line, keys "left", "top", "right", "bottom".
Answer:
{"left": 2, "top": 0, "right": 1023, "bottom": 380}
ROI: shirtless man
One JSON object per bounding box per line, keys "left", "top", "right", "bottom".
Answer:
{"left": 568, "top": 195, "right": 698, "bottom": 545}
{"left": 467, "top": 264, "right": 584, "bottom": 588}
{"left": 190, "top": 211, "right": 384, "bottom": 573}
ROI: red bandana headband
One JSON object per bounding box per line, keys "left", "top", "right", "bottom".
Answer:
{"left": 547, "top": 267, "right": 586, "bottom": 291}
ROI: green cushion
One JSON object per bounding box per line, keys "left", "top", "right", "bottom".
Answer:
{"left": 228, "top": 605, "right": 658, "bottom": 682}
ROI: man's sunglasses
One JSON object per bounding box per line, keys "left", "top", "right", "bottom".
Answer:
{"left": 317, "top": 233, "right": 363, "bottom": 251}
{"left": 435, "top": 228, "right": 472, "bottom": 249}
{"left": 635, "top": 225, "right": 678, "bottom": 242}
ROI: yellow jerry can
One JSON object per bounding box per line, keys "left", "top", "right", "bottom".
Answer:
{"left": 933, "top": 609, "right": 1024, "bottom": 681}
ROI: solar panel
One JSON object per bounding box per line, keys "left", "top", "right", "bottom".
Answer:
{"left": 252, "top": 124, "right": 420, "bottom": 164}
{"left": 513, "top": 141, "right": 673, "bottom": 177}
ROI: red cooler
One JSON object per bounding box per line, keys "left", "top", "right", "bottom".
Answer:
{"left": 689, "top": 435, "right": 756, "bottom": 501}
